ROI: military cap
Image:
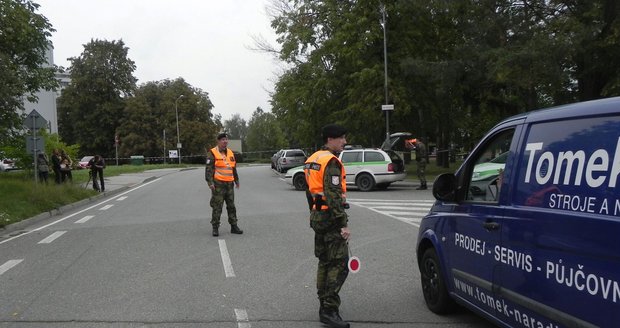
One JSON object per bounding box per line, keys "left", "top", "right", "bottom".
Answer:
{"left": 322, "top": 124, "right": 347, "bottom": 143}
{"left": 217, "top": 132, "right": 229, "bottom": 140}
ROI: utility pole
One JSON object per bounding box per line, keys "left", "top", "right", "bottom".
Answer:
{"left": 380, "top": 4, "right": 392, "bottom": 139}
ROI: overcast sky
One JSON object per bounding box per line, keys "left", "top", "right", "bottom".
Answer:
{"left": 35, "top": 0, "right": 281, "bottom": 121}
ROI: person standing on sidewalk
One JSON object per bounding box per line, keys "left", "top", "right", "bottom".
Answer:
{"left": 205, "top": 132, "right": 243, "bottom": 237}
{"left": 305, "top": 124, "right": 351, "bottom": 328}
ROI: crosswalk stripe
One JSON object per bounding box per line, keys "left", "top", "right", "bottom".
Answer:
{"left": 348, "top": 198, "right": 433, "bottom": 227}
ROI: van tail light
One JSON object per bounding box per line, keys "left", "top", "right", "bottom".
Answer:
{"left": 282, "top": 158, "right": 287, "bottom": 163}
{"left": 388, "top": 163, "right": 394, "bottom": 172}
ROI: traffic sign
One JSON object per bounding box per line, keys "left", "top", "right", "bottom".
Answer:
{"left": 26, "top": 136, "right": 45, "bottom": 155}
{"left": 23, "top": 110, "right": 48, "bottom": 130}
{"left": 381, "top": 104, "right": 394, "bottom": 111}
{"left": 348, "top": 256, "right": 361, "bottom": 273}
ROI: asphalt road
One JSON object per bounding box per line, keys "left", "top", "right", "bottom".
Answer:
{"left": 0, "top": 165, "right": 496, "bottom": 327}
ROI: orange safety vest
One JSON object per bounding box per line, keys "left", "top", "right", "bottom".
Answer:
{"left": 304, "top": 150, "right": 346, "bottom": 210}
{"left": 210, "top": 147, "right": 236, "bottom": 182}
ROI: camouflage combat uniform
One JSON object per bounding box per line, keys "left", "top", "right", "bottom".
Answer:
{"left": 415, "top": 140, "right": 427, "bottom": 187}
{"left": 306, "top": 152, "right": 349, "bottom": 313}
{"left": 205, "top": 149, "right": 239, "bottom": 227}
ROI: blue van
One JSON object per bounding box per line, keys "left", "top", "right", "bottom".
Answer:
{"left": 416, "top": 97, "right": 620, "bottom": 328}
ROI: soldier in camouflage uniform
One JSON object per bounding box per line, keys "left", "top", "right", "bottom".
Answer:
{"left": 407, "top": 138, "right": 428, "bottom": 190}
{"left": 304, "top": 124, "right": 351, "bottom": 328}
{"left": 205, "top": 133, "right": 243, "bottom": 236}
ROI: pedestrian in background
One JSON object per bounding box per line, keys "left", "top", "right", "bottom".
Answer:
{"left": 406, "top": 138, "right": 428, "bottom": 190}
{"left": 59, "top": 149, "right": 73, "bottom": 183}
{"left": 304, "top": 124, "right": 351, "bottom": 328}
{"left": 51, "top": 149, "right": 62, "bottom": 184}
{"left": 87, "top": 155, "right": 106, "bottom": 192}
{"left": 205, "top": 132, "right": 243, "bottom": 237}
{"left": 37, "top": 153, "right": 49, "bottom": 184}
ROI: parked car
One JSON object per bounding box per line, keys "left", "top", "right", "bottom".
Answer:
{"left": 276, "top": 149, "right": 307, "bottom": 173}
{"left": 271, "top": 150, "right": 283, "bottom": 169}
{"left": 416, "top": 97, "right": 620, "bottom": 327}
{"left": 0, "top": 158, "right": 17, "bottom": 172}
{"left": 78, "top": 156, "right": 94, "bottom": 169}
{"left": 285, "top": 148, "right": 406, "bottom": 191}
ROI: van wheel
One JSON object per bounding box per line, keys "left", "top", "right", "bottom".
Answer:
{"left": 293, "top": 173, "right": 307, "bottom": 191}
{"left": 420, "top": 248, "right": 457, "bottom": 314}
{"left": 356, "top": 173, "right": 375, "bottom": 191}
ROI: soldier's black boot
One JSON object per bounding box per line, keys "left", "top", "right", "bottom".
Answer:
{"left": 416, "top": 183, "right": 427, "bottom": 190}
{"left": 320, "top": 310, "right": 349, "bottom": 328}
{"left": 231, "top": 224, "right": 243, "bottom": 234}
{"left": 212, "top": 226, "right": 219, "bottom": 237}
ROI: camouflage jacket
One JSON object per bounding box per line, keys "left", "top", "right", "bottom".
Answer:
{"left": 415, "top": 141, "right": 427, "bottom": 162}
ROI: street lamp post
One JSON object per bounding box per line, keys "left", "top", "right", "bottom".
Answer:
{"left": 174, "top": 94, "right": 184, "bottom": 164}
{"left": 380, "top": 4, "right": 390, "bottom": 139}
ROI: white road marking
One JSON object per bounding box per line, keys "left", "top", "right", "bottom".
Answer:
{"left": 218, "top": 239, "right": 236, "bottom": 278}
{"left": 0, "top": 259, "right": 23, "bottom": 275}
{"left": 38, "top": 231, "right": 67, "bottom": 244}
{"left": 235, "top": 308, "right": 251, "bottom": 328}
{"left": 99, "top": 204, "right": 114, "bottom": 211}
{"left": 116, "top": 196, "right": 128, "bottom": 201}
{"left": 347, "top": 198, "right": 434, "bottom": 227}
{"left": 74, "top": 215, "right": 95, "bottom": 224}
{"left": 0, "top": 178, "right": 161, "bottom": 245}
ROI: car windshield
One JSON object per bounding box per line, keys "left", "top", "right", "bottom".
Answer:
{"left": 287, "top": 151, "right": 305, "bottom": 157}
{"left": 80, "top": 156, "right": 93, "bottom": 162}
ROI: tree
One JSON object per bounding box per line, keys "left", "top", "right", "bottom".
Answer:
{"left": 57, "top": 39, "right": 137, "bottom": 157}
{"left": 0, "top": 0, "right": 57, "bottom": 146}
{"left": 245, "top": 107, "right": 287, "bottom": 152}
{"left": 115, "top": 78, "right": 220, "bottom": 161}
{"left": 223, "top": 114, "right": 248, "bottom": 140}
{"left": 267, "top": 0, "right": 620, "bottom": 153}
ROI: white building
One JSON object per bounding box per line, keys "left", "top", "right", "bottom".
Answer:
{"left": 22, "top": 46, "right": 70, "bottom": 134}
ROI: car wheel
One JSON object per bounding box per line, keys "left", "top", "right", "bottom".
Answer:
{"left": 293, "top": 173, "right": 307, "bottom": 191}
{"left": 356, "top": 173, "right": 375, "bottom": 191}
{"left": 376, "top": 182, "right": 391, "bottom": 190}
{"left": 420, "top": 247, "right": 457, "bottom": 314}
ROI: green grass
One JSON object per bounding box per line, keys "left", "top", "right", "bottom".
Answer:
{"left": 0, "top": 164, "right": 190, "bottom": 229}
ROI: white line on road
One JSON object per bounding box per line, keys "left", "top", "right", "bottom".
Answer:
{"left": 99, "top": 204, "right": 114, "bottom": 211}
{"left": 74, "top": 215, "right": 95, "bottom": 224}
{"left": 0, "top": 178, "right": 161, "bottom": 245}
{"left": 0, "top": 259, "right": 23, "bottom": 275}
{"left": 116, "top": 196, "right": 128, "bottom": 201}
{"left": 218, "top": 239, "right": 236, "bottom": 278}
{"left": 38, "top": 231, "right": 67, "bottom": 244}
{"left": 235, "top": 308, "right": 251, "bottom": 328}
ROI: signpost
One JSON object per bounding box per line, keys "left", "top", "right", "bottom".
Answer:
{"left": 23, "top": 110, "right": 48, "bottom": 183}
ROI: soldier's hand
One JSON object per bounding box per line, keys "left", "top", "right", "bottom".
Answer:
{"left": 340, "top": 227, "right": 350, "bottom": 240}
{"left": 235, "top": 182, "right": 240, "bottom": 189}
{"left": 209, "top": 184, "right": 215, "bottom": 191}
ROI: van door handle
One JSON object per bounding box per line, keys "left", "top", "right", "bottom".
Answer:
{"left": 483, "top": 221, "right": 500, "bottom": 231}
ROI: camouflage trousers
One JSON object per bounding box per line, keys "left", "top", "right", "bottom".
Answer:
{"left": 417, "top": 160, "right": 427, "bottom": 184}
{"left": 210, "top": 181, "right": 237, "bottom": 226}
{"left": 311, "top": 211, "right": 349, "bottom": 311}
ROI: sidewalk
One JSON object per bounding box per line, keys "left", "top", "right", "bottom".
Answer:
{"left": 1, "top": 168, "right": 185, "bottom": 237}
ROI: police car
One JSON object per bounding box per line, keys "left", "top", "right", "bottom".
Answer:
{"left": 284, "top": 148, "right": 406, "bottom": 191}
{"left": 416, "top": 97, "right": 620, "bottom": 327}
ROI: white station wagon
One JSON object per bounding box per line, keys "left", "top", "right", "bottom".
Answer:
{"left": 284, "top": 148, "right": 407, "bottom": 191}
